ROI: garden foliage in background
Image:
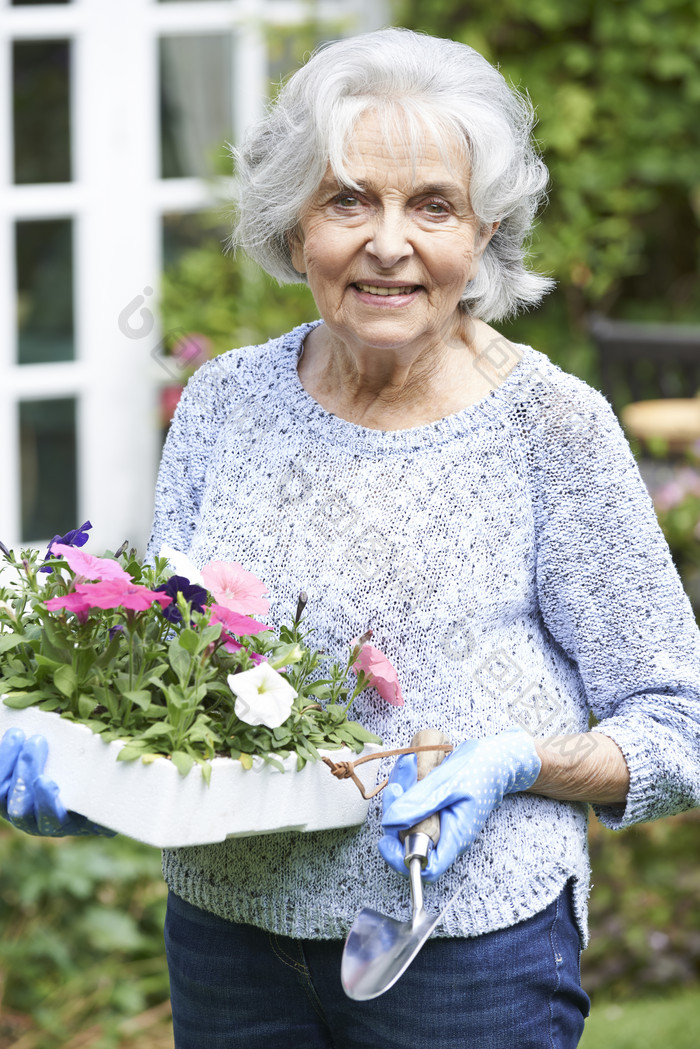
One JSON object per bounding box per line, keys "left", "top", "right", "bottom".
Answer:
{"left": 399, "top": 0, "right": 700, "bottom": 325}
{"left": 0, "top": 828, "right": 168, "bottom": 1049}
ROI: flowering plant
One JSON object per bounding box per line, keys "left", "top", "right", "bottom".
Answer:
{"left": 648, "top": 465, "right": 700, "bottom": 615}
{"left": 0, "top": 523, "right": 401, "bottom": 783}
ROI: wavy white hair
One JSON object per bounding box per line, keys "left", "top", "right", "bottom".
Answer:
{"left": 231, "top": 28, "right": 553, "bottom": 322}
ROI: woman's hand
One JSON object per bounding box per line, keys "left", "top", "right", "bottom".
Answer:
{"left": 0, "top": 729, "right": 116, "bottom": 837}
{"left": 379, "top": 729, "right": 541, "bottom": 882}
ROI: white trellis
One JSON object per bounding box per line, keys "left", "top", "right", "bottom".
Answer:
{"left": 0, "top": 0, "right": 388, "bottom": 556}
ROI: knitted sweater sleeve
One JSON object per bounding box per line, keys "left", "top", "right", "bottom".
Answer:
{"left": 526, "top": 375, "right": 700, "bottom": 830}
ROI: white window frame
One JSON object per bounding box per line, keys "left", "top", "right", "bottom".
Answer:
{"left": 0, "top": 0, "right": 388, "bottom": 557}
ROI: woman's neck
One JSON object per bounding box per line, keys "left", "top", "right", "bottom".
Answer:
{"left": 296, "top": 318, "right": 523, "bottom": 430}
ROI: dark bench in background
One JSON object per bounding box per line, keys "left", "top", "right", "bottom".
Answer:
{"left": 589, "top": 313, "right": 700, "bottom": 416}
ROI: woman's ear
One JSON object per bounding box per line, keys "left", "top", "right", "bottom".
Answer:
{"left": 288, "top": 227, "right": 306, "bottom": 275}
{"left": 478, "top": 220, "right": 499, "bottom": 255}
{"left": 468, "top": 221, "right": 499, "bottom": 280}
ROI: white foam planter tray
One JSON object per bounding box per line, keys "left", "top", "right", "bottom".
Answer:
{"left": 0, "top": 705, "right": 381, "bottom": 848}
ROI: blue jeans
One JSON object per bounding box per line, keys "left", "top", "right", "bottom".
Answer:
{"left": 164, "top": 882, "right": 590, "bottom": 1048}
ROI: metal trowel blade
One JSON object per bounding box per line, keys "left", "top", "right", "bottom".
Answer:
{"left": 341, "top": 904, "right": 445, "bottom": 1001}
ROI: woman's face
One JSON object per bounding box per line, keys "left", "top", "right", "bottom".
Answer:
{"left": 290, "top": 110, "right": 496, "bottom": 360}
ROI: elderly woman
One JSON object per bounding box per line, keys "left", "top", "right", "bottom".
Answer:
{"left": 3, "top": 27, "right": 700, "bottom": 1049}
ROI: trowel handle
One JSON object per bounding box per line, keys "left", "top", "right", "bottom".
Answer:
{"left": 399, "top": 729, "right": 452, "bottom": 853}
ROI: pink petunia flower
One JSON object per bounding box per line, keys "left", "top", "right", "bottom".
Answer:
{"left": 49, "top": 543, "right": 132, "bottom": 584}
{"left": 74, "top": 581, "right": 173, "bottom": 612}
{"left": 210, "top": 603, "right": 268, "bottom": 636}
{"left": 352, "top": 639, "right": 404, "bottom": 707}
{"left": 200, "top": 561, "right": 270, "bottom": 615}
{"left": 44, "top": 591, "right": 93, "bottom": 623}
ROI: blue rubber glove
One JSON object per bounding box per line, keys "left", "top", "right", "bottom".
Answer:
{"left": 379, "top": 729, "right": 541, "bottom": 883}
{"left": 0, "top": 729, "right": 116, "bottom": 837}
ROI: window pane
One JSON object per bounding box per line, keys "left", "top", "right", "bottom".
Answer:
{"left": 20, "top": 398, "right": 77, "bottom": 543}
{"left": 160, "top": 35, "right": 232, "bottom": 178}
{"left": 13, "top": 40, "right": 71, "bottom": 184}
{"left": 15, "top": 219, "right": 75, "bottom": 365}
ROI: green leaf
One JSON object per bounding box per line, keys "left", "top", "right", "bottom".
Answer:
{"left": 94, "top": 632, "right": 125, "bottom": 669}
{"left": 34, "top": 653, "right": 63, "bottom": 670}
{"left": 2, "top": 691, "right": 43, "bottom": 709}
{"left": 53, "top": 664, "right": 77, "bottom": 699}
{"left": 342, "top": 721, "right": 382, "bottom": 744}
{"left": 84, "top": 719, "right": 110, "bottom": 735}
{"left": 267, "top": 642, "right": 305, "bottom": 669}
{"left": 39, "top": 613, "right": 68, "bottom": 651}
{"left": 3, "top": 674, "right": 35, "bottom": 688}
{"left": 295, "top": 738, "right": 320, "bottom": 764}
{"left": 304, "top": 681, "right": 332, "bottom": 698}
{"left": 199, "top": 623, "right": 222, "bottom": 647}
{"left": 140, "top": 723, "right": 175, "bottom": 739}
{"left": 171, "top": 751, "right": 194, "bottom": 776}
{"left": 263, "top": 754, "right": 286, "bottom": 773}
{"left": 186, "top": 718, "right": 217, "bottom": 746}
{"left": 37, "top": 697, "right": 63, "bottom": 712}
{"left": 115, "top": 746, "right": 144, "bottom": 763}
{"left": 178, "top": 629, "right": 200, "bottom": 655}
{"left": 122, "top": 689, "right": 152, "bottom": 712}
{"left": 163, "top": 683, "right": 188, "bottom": 710}
{"left": 144, "top": 674, "right": 166, "bottom": 690}
{"left": 168, "top": 638, "right": 191, "bottom": 683}
{"left": 0, "top": 634, "right": 27, "bottom": 653}
{"left": 78, "top": 694, "right": 97, "bottom": 720}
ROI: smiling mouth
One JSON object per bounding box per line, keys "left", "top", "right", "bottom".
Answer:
{"left": 354, "top": 282, "right": 420, "bottom": 297}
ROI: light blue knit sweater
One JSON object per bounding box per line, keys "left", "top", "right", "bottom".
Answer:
{"left": 147, "top": 322, "right": 700, "bottom": 945}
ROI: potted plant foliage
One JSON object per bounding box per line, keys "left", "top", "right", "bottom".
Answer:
{"left": 0, "top": 523, "right": 403, "bottom": 846}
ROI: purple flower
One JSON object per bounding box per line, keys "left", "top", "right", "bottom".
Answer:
{"left": 40, "top": 520, "right": 93, "bottom": 573}
{"left": 154, "top": 575, "right": 208, "bottom": 624}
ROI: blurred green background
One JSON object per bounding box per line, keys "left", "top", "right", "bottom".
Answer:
{"left": 2, "top": 1, "right": 699, "bottom": 1046}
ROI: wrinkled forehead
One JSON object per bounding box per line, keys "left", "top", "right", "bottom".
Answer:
{"left": 329, "top": 102, "right": 471, "bottom": 190}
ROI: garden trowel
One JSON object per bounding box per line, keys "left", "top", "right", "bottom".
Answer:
{"left": 341, "top": 728, "right": 454, "bottom": 1000}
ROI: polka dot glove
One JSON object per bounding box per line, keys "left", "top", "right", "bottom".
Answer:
{"left": 0, "top": 729, "right": 116, "bottom": 837}
{"left": 379, "top": 729, "right": 541, "bottom": 883}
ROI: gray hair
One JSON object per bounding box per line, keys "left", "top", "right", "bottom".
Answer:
{"left": 231, "top": 28, "right": 553, "bottom": 322}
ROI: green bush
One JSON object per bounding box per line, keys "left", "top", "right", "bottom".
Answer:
{"left": 584, "top": 810, "right": 700, "bottom": 999}
{"left": 397, "top": 0, "right": 700, "bottom": 322}
{"left": 0, "top": 828, "right": 168, "bottom": 1048}
{"left": 160, "top": 212, "right": 317, "bottom": 360}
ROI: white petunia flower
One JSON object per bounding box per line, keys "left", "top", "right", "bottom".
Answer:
{"left": 227, "top": 663, "right": 297, "bottom": 729}
{"left": 159, "top": 545, "right": 204, "bottom": 586}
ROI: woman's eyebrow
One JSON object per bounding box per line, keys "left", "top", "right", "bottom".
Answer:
{"left": 315, "top": 177, "right": 470, "bottom": 205}
{"left": 412, "top": 182, "right": 465, "bottom": 197}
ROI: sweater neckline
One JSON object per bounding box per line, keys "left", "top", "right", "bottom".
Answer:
{"left": 272, "top": 321, "right": 535, "bottom": 452}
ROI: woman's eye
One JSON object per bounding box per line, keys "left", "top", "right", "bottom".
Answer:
{"left": 335, "top": 194, "right": 361, "bottom": 208}
{"left": 423, "top": 200, "right": 449, "bottom": 216}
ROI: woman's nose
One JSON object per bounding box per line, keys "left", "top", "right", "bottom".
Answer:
{"left": 366, "top": 210, "right": 414, "bottom": 267}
